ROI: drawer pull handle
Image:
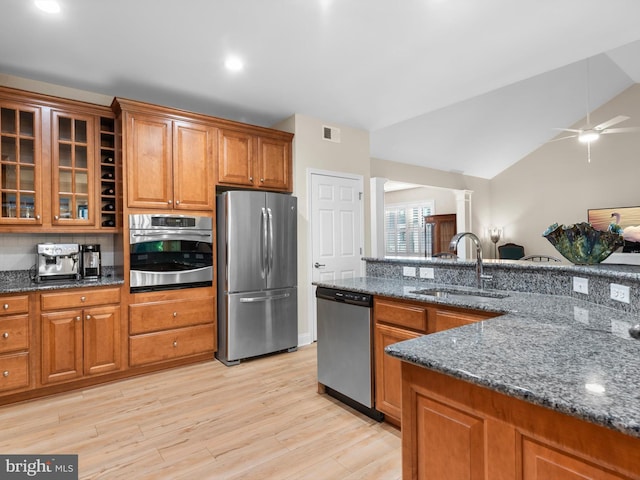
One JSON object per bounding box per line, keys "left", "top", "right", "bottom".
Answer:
{"left": 80, "top": 296, "right": 86, "bottom": 302}
{"left": 173, "top": 341, "right": 178, "bottom": 348}
{"left": 173, "top": 312, "right": 177, "bottom": 317}
{"left": 3, "top": 304, "right": 8, "bottom": 310}
{"left": 2, "top": 332, "right": 8, "bottom": 339}
{"left": 3, "top": 371, "right": 8, "bottom": 377}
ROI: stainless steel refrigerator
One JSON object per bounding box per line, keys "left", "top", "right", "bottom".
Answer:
{"left": 216, "top": 191, "right": 298, "bottom": 366}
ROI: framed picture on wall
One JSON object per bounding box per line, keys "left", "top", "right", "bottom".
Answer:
{"left": 588, "top": 206, "right": 640, "bottom": 256}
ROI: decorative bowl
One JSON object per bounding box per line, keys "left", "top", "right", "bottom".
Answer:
{"left": 543, "top": 222, "right": 623, "bottom": 264}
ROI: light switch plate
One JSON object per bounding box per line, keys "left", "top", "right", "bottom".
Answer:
{"left": 403, "top": 266, "right": 416, "bottom": 277}
{"left": 419, "top": 267, "right": 435, "bottom": 279}
{"left": 573, "top": 306, "right": 589, "bottom": 324}
{"left": 573, "top": 277, "right": 588, "bottom": 294}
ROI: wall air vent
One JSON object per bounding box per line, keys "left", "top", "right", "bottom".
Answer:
{"left": 322, "top": 125, "right": 341, "bottom": 143}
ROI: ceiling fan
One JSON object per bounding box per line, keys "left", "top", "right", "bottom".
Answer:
{"left": 551, "top": 59, "right": 640, "bottom": 162}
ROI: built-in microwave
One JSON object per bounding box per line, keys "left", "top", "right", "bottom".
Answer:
{"left": 129, "top": 214, "right": 213, "bottom": 293}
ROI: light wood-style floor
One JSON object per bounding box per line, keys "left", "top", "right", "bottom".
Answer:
{"left": 0, "top": 344, "right": 401, "bottom": 479}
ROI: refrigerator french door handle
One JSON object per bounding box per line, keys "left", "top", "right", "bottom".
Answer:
{"left": 261, "top": 207, "right": 268, "bottom": 279}
{"left": 239, "top": 292, "right": 291, "bottom": 303}
{"left": 267, "top": 208, "right": 274, "bottom": 275}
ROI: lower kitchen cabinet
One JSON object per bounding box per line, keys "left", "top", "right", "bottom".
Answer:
{"left": 129, "top": 323, "right": 215, "bottom": 367}
{"left": 128, "top": 288, "right": 216, "bottom": 367}
{"left": 401, "top": 362, "right": 640, "bottom": 480}
{"left": 0, "top": 294, "right": 31, "bottom": 394}
{"left": 40, "top": 287, "right": 122, "bottom": 384}
{"left": 373, "top": 296, "right": 497, "bottom": 426}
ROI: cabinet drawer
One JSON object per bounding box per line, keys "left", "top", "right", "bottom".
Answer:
{"left": 431, "top": 309, "right": 496, "bottom": 333}
{"left": 0, "top": 352, "right": 30, "bottom": 392}
{"left": 129, "top": 323, "right": 215, "bottom": 367}
{"left": 129, "top": 296, "right": 214, "bottom": 334}
{"left": 374, "top": 299, "right": 428, "bottom": 332}
{"left": 0, "top": 295, "right": 29, "bottom": 316}
{"left": 41, "top": 287, "right": 121, "bottom": 311}
{"left": 0, "top": 315, "right": 29, "bottom": 354}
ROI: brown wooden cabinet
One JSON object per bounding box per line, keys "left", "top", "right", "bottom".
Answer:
{"left": 115, "top": 99, "right": 216, "bottom": 211}
{"left": 0, "top": 294, "right": 31, "bottom": 394}
{"left": 40, "top": 287, "right": 122, "bottom": 384}
{"left": 0, "top": 87, "right": 119, "bottom": 231}
{"left": 218, "top": 127, "right": 292, "bottom": 192}
{"left": 128, "top": 288, "right": 215, "bottom": 367}
{"left": 373, "top": 296, "right": 497, "bottom": 425}
{"left": 424, "top": 213, "right": 456, "bottom": 255}
{"left": 401, "top": 363, "right": 640, "bottom": 480}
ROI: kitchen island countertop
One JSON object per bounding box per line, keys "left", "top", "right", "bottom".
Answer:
{"left": 313, "top": 275, "right": 640, "bottom": 439}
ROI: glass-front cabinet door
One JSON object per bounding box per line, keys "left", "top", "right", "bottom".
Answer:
{"left": 0, "top": 103, "right": 42, "bottom": 225}
{"left": 52, "top": 110, "right": 95, "bottom": 226}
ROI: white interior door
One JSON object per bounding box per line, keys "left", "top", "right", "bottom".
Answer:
{"left": 309, "top": 171, "right": 364, "bottom": 341}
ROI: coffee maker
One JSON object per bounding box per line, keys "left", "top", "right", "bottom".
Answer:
{"left": 80, "top": 244, "right": 101, "bottom": 279}
{"left": 35, "top": 243, "right": 81, "bottom": 282}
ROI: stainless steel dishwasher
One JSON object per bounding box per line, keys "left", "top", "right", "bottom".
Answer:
{"left": 316, "top": 287, "right": 383, "bottom": 421}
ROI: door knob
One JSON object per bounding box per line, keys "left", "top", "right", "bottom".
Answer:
{"left": 314, "top": 262, "right": 326, "bottom": 268}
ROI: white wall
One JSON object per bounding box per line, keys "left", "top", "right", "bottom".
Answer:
{"left": 385, "top": 185, "right": 457, "bottom": 214}
{"left": 490, "top": 84, "right": 640, "bottom": 257}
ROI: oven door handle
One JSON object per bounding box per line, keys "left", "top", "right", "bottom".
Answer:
{"left": 131, "top": 231, "right": 212, "bottom": 237}
{"left": 239, "top": 293, "right": 291, "bottom": 303}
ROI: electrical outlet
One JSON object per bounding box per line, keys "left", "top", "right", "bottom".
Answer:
{"left": 573, "top": 306, "right": 589, "bottom": 324}
{"left": 402, "top": 266, "right": 416, "bottom": 277}
{"left": 573, "top": 277, "right": 589, "bottom": 295}
{"left": 419, "top": 267, "right": 435, "bottom": 279}
{"left": 610, "top": 283, "right": 630, "bottom": 303}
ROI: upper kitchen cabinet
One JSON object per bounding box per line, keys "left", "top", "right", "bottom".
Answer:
{"left": 0, "top": 98, "right": 42, "bottom": 226}
{"left": 113, "top": 98, "right": 216, "bottom": 212}
{"left": 0, "top": 87, "right": 120, "bottom": 232}
{"left": 218, "top": 127, "right": 293, "bottom": 192}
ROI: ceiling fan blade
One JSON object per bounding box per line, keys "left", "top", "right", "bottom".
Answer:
{"left": 548, "top": 134, "right": 578, "bottom": 143}
{"left": 553, "top": 128, "right": 582, "bottom": 133}
{"left": 594, "top": 115, "right": 629, "bottom": 131}
{"left": 600, "top": 127, "right": 640, "bottom": 134}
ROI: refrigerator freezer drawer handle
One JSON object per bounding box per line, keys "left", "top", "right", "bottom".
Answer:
{"left": 239, "top": 293, "right": 291, "bottom": 303}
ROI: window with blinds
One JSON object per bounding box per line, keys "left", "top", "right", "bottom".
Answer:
{"left": 385, "top": 202, "right": 434, "bottom": 257}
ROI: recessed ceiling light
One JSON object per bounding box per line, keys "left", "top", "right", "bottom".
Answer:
{"left": 35, "top": 0, "right": 61, "bottom": 13}
{"left": 224, "top": 56, "right": 244, "bottom": 72}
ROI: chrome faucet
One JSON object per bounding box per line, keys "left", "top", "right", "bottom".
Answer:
{"left": 449, "top": 232, "right": 492, "bottom": 289}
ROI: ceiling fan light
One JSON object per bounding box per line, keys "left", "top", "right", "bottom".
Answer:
{"left": 578, "top": 130, "right": 600, "bottom": 143}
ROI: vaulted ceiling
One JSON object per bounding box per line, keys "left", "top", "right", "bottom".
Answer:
{"left": 2, "top": 0, "right": 640, "bottom": 179}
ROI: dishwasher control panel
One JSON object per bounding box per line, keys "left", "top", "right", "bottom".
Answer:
{"left": 316, "top": 287, "right": 372, "bottom": 307}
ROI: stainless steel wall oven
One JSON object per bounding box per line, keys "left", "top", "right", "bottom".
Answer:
{"left": 129, "top": 214, "right": 213, "bottom": 293}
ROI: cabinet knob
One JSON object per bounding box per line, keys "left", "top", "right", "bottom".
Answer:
{"left": 3, "top": 304, "right": 8, "bottom": 310}
{"left": 36, "top": 214, "right": 41, "bottom": 220}
{"left": 75, "top": 316, "right": 81, "bottom": 322}
{"left": 3, "top": 371, "right": 8, "bottom": 378}
{"left": 260, "top": 178, "right": 264, "bottom": 183}
{"left": 54, "top": 215, "right": 59, "bottom": 220}
{"left": 168, "top": 200, "right": 173, "bottom": 205}
{"left": 175, "top": 200, "right": 180, "bottom": 205}
{"left": 86, "top": 315, "right": 91, "bottom": 320}
{"left": 2, "top": 332, "right": 8, "bottom": 339}
{"left": 249, "top": 176, "right": 253, "bottom": 182}
{"left": 80, "top": 296, "right": 86, "bottom": 302}
{"left": 173, "top": 312, "right": 177, "bottom": 317}
{"left": 173, "top": 340, "right": 178, "bottom": 348}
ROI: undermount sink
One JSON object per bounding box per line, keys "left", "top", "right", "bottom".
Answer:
{"left": 410, "top": 287, "right": 509, "bottom": 300}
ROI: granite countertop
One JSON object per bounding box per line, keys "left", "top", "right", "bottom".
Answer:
{"left": 314, "top": 276, "right": 640, "bottom": 439}
{"left": 0, "top": 268, "right": 124, "bottom": 294}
